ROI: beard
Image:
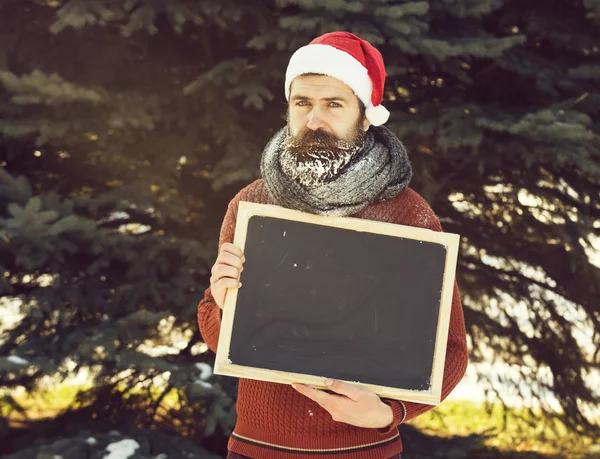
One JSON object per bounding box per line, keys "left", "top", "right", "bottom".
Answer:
{"left": 279, "top": 122, "right": 366, "bottom": 188}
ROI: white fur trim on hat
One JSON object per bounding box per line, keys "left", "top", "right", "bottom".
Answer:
{"left": 286, "top": 44, "right": 373, "bottom": 107}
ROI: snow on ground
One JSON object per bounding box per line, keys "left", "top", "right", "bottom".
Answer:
{"left": 104, "top": 439, "right": 140, "bottom": 459}
{"left": 195, "top": 362, "right": 213, "bottom": 380}
{"left": 7, "top": 355, "right": 29, "bottom": 365}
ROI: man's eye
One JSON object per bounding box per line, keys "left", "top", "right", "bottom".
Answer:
{"left": 296, "top": 100, "right": 309, "bottom": 106}
{"left": 329, "top": 102, "right": 342, "bottom": 108}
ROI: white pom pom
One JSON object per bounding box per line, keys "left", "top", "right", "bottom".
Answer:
{"left": 366, "top": 105, "right": 390, "bottom": 126}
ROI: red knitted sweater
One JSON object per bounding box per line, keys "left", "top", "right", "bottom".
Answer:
{"left": 197, "top": 179, "right": 468, "bottom": 459}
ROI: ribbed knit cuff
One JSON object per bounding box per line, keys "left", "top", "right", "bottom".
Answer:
{"left": 377, "top": 400, "right": 406, "bottom": 434}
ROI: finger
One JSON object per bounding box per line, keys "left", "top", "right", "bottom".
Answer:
{"left": 211, "top": 260, "right": 242, "bottom": 276}
{"left": 215, "top": 277, "right": 242, "bottom": 291}
{"left": 215, "top": 251, "right": 244, "bottom": 270}
{"left": 211, "top": 264, "right": 241, "bottom": 281}
{"left": 291, "top": 383, "right": 339, "bottom": 409}
{"left": 220, "top": 243, "right": 245, "bottom": 261}
{"left": 323, "top": 379, "right": 364, "bottom": 401}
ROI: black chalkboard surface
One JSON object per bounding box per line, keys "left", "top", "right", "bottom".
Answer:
{"left": 214, "top": 202, "right": 459, "bottom": 405}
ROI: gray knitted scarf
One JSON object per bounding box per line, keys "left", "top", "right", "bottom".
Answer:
{"left": 260, "top": 125, "right": 412, "bottom": 216}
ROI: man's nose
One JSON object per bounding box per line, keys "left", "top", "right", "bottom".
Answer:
{"left": 306, "top": 108, "right": 327, "bottom": 131}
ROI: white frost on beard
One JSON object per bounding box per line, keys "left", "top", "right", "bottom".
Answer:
{"left": 279, "top": 140, "right": 362, "bottom": 188}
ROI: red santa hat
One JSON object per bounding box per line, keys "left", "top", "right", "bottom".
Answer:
{"left": 285, "top": 31, "right": 390, "bottom": 126}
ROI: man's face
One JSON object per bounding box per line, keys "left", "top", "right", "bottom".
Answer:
{"left": 282, "top": 75, "right": 370, "bottom": 187}
{"left": 288, "top": 74, "right": 369, "bottom": 138}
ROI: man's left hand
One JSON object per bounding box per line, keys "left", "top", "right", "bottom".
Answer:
{"left": 292, "top": 379, "right": 393, "bottom": 429}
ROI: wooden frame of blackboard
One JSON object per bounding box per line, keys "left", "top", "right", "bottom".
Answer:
{"left": 214, "top": 201, "right": 460, "bottom": 405}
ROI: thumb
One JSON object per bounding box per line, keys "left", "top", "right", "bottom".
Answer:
{"left": 324, "top": 379, "right": 363, "bottom": 400}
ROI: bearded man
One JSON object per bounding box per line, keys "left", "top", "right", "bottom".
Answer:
{"left": 198, "top": 31, "right": 468, "bottom": 459}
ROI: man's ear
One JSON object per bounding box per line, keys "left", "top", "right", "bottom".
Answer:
{"left": 362, "top": 117, "right": 371, "bottom": 132}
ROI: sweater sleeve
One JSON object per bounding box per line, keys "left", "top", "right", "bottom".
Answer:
{"left": 197, "top": 193, "right": 241, "bottom": 354}
{"left": 377, "top": 194, "right": 468, "bottom": 434}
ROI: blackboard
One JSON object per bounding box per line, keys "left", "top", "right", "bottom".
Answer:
{"left": 214, "top": 202, "right": 459, "bottom": 404}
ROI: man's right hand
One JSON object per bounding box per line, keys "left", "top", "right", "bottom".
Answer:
{"left": 210, "top": 243, "right": 245, "bottom": 309}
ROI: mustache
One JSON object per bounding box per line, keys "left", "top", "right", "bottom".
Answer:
{"left": 286, "top": 128, "right": 355, "bottom": 151}
{"left": 288, "top": 128, "right": 338, "bottom": 146}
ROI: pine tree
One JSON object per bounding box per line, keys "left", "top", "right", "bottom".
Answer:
{"left": 1, "top": 0, "right": 598, "bottom": 454}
